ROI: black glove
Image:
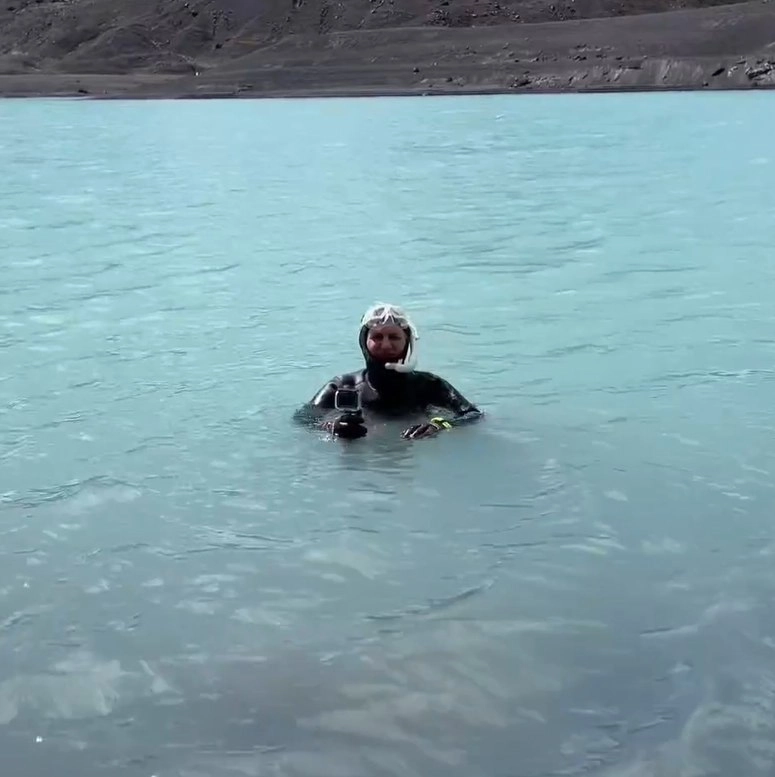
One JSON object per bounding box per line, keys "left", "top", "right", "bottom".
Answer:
{"left": 332, "top": 411, "right": 367, "bottom": 440}
{"left": 402, "top": 417, "right": 452, "bottom": 439}
{"left": 401, "top": 423, "right": 438, "bottom": 439}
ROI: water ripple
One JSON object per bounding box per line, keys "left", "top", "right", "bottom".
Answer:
{"left": 0, "top": 93, "right": 774, "bottom": 777}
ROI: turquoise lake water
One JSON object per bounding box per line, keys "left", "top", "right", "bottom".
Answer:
{"left": 1, "top": 92, "right": 775, "bottom": 776}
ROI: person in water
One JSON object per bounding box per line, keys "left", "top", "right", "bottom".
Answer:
{"left": 293, "top": 303, "right": 484, "bottom": 439}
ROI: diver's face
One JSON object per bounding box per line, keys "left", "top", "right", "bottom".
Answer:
{"left": 366, "top": 324, "right": 407, "bottom": 362}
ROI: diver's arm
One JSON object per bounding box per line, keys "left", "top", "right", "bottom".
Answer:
{"left": 292, "top": 380, "right": 338, "bottom": 428}
{"left": 429, "top": 376, "right": 484, "bottom": 428}
{"left": 402, "top": 375, "right": 483, "bottom": 439}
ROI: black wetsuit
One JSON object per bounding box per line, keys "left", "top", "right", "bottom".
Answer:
{"left": 293, "top": 366, "right": 483, "bottom": 429}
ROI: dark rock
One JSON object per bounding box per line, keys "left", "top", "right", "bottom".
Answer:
{"left": 746, "top": 62, "right": 772, "bottom": 78}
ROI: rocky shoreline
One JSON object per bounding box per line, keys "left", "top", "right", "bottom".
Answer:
{"left": 0, "top": 1, "right": 773, "bottom": 99}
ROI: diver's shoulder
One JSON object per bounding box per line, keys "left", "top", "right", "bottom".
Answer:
{"left": 412, "top": 369, "right": 444, "bottom": 383}
{"left": 328, "top": 369, "right": 367, "bottom": 386}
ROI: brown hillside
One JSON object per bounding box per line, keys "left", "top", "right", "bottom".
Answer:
{"left": 0, "top": 0, "right": 760, "bottom": 73}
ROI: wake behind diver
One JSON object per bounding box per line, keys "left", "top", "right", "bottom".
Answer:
{"left": 293, "top": 303, "right": 484, "bottom": 440}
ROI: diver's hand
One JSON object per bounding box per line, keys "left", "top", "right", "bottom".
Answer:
{"left": 402, "top": 422, "right": 441, "bottom": 440}
{"left": 330, "top": 412, "right": 367, "bottom": 440}
{"left": 320, "top": 415, "right": 358, "bottom": 432}
{"left": 402, "top": 416, "right": 454, "bottom": 439}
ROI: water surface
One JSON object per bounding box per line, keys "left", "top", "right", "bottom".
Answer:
{"left": 2, "top": 92, "right": 775, "bottom": 776}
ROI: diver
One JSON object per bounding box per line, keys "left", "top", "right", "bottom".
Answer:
{"left": 293, "top": 303, "right": 484, "bottom": 440}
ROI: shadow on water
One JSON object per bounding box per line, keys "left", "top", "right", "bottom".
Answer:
{"left": 323, "top": 422, "right": 421, "bottom": 476}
